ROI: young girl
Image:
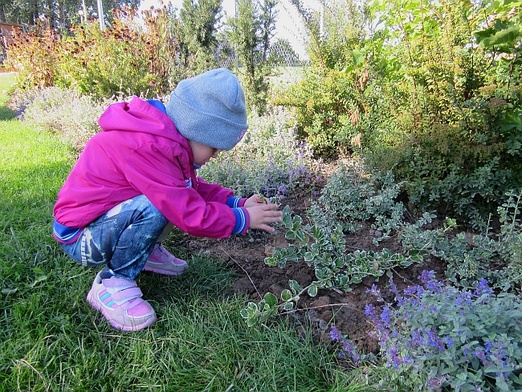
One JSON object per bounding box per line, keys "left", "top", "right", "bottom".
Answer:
{"left": 53, "top": 68, "right": 282, "bottom": 331}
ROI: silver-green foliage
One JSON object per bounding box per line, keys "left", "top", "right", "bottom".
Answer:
{"left": 199, "top": 108, "right": 315, "bottom": 197}
{"left": 366, "top": 272, "right": 522, "bottom": 391}
{"left": 242, "top": 163, "right": 522, "bottom": 328}
{"left": 11, "top": 86, "right": 109, "bottom": 150}
{"left": 312, "top": 161, "right": 405, "bottom": 243}
{"left": 399, "top": 190, "right": 522, "bottom": 292}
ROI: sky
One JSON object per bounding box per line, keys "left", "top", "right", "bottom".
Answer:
{"left": 138, "top": 0, "right": 323, "bottom": 58}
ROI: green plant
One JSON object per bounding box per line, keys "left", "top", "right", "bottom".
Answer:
{"left": 178, "top": 0, "right": 221, "bottom": 74}
{"left": 241, "top": 205, "right": 424, "bottom": 326}
{"left": 7, "top": 8, "right": 183, "bottom": 99}
{"left": 365, "top": 272, "right": 522, "bottom": 391}
{"left": 312, "top": 162, "right": 405, "bottom": 243}
{"left": 11, "top": 86, "right": 109, "bottom": 150}
{"left": 227, "top": 0, "right": 276, "bottom": 115}
{"left": 199, "top": 108, "right": 317, "bottom": 198}
{"left": 399, "top": 190, "right": 522, "bottom": 292}
{"left": 6, "top": 28, "right": 61, "bottom": 90}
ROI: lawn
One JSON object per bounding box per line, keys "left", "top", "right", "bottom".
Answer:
{"left": 0, "top": 73, "right": 373, "bottom": 392}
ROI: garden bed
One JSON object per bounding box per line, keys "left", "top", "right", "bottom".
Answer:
{"left": 177, "top": 187, "right": 447, "bottom": 354}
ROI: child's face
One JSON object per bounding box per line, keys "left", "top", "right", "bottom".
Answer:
{"left": 189, "top": 140, "right": 223, "bottom": 166}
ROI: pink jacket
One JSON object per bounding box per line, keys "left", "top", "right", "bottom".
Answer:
{"left": 53, "top": 97, "right": 246, "bottom": 238}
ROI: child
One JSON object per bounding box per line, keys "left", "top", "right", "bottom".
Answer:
{"left": 53, "top": 68, "right": 282, "bottom": 332}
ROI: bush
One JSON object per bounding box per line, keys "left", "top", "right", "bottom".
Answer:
{"left": 198, "top": 107, "right": 318, "bottom": 198}
{"left": 365, "top": 271, "right": 522, "bottom": 391}
{"left": 311, "top": 161, "right": 405, "bottom": 242}
{"left": 9, "top": 86, "right": 108, "bottom": 150}
{"left": 273, "top": 67, "right": 368, "bottom": 157}
{"left": 6, "top": 7, "right": 182, "bottom": 99}
{"left": 274, "top": 0, "right": 522, "bottom": 225}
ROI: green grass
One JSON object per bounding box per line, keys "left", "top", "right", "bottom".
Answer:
{"left": 0, "top": 72, "right": 379, "bottom": 392}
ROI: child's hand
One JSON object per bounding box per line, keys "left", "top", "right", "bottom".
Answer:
{"left": 246, "top": 202, "right": 282, "bottom": 233}
{"left": 244, "top": 194, "right": 267, "bottom": 207}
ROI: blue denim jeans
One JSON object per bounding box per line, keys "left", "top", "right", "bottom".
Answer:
{"left": 60, "top": 195, "right": 169, "bottom": 281}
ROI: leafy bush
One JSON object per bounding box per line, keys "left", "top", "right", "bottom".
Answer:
{"left": 199, "top": 108, "right": 318, "bottom": 198}
{"left": 310, "top": 161, "right": 405, "bottom": 242}
{"left": 275, "top": 0, "right": 522, "bottom": 225}
{"left": 9, "top": 86, "right": 109, "bottom": 150}
{"left": 5, "top": 28, "right": 60, "bottom": 90}
{"left": 399, "top": 190, "right": 522, "bottom": 292}
{"left": 7, "top": 7, "right": 182, "bottom": 99}
{"left": 365, "top": 272, "right": 522, "bottom": 391}
{"left": 273, "top": 67, "right": 368, "bottom": 157}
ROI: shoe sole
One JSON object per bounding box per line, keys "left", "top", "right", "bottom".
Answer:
{"left": 86, "top": 291, "right": 157, "bottom": 332}
{"left": 142, "top": 264, "right": 188, "bottom": 276}
{"left": 143, "top": 261, "right": 188, "bottom": 276}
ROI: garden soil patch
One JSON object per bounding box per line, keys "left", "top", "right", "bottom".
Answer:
{"left": 177, "top": 186, "right": 447, "bottom": 355}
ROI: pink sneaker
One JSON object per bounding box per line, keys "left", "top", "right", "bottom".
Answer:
{"left": 143, "top": 244, "right": 188, "bottom": 276}
{"left": 86, "top": 272, "right": 157, "bottom": 331}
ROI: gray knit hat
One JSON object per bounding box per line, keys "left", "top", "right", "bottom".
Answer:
{"left": 166, "top": 68, "right": 248, "bottom": 151}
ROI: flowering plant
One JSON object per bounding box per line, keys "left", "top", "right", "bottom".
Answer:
{"left": 364, "top": 271, "right": 522, "bottom": 391}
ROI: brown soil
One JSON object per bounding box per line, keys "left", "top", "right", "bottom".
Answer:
{"left": 177, "top": 185, "right": 447, "bottom": 355}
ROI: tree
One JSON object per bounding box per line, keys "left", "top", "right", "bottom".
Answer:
{"left": 227, "top": 0, "right": 277, "bottom": 115}
{"left": 178, "top": 0, "right": 222, "bottom": 75}
{"left": 0, "top": 0, "right": 139, "bottom": 30}
{"left": 268, "top": 38, "right": 302, "bottom": 66}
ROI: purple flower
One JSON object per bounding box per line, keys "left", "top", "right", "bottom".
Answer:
{"left": 366, "top": 284, "right": 381, "bottom": 298}
{"left": 329, "top": 326, "right": 362, "bottom": 366}
{"left": 364, "top": 304, "right": 375, "bottom": 317}
{"left": 380, "top": 307, "right": 391, "bottom": 324}
{"left": 329, "top": 325, "right": 341, "bottom": 341}
{"left": 420, "top": 270, "right": 443, "bottom": 293}
{"left": 427, "top": 375, "right": 446, "bottom": 390}
{"left": 474, "top": 348, "right": 486, "bottom": 361}
{"left": 474, "top": 278, "right": 493, "bottom": 297}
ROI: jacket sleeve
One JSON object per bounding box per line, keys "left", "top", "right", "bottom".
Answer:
{"left": 195, "top": 176, "right": 235, "bottom": 203}
{"left": 122, "top": 143, "right": 240, "bottom": 238}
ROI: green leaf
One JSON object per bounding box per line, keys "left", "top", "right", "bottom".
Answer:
{"left": 307, "top": 284, "right": 318, "bottom": 297}
{"left": 478, "top": 25, "right": 521, "bottom": 49}
{"left": 285, "top": 231, "right": 296, "bottom": 240}
{"left": 288, "top": 279, "right": 302, "bottom": 294}
{"left": 241, "top": 302, "right": 258, "bottom": 319}
{"left": 281, "top": 289, "right": 293, "bottom": 302}
{"left": 304, "top": 251, "right": 315, "bottom": 262}
{"left": 263, "top": 292, "right": 277, "bottom": 307}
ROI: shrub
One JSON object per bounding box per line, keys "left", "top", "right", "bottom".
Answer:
{"left": 273, "top": 67, "right": 368, "bottom": 157}
{"left": 399, "top": 190, "right": 522, "bottom": 292}
{"left": 10, "top": 86, "right": 109, "bottom": 150}
{"left": 310, "top": 161, "right": 405, "bottom": 242}
{"left": 365, "top": 271, "right": 522, "bottom": 391}
{"left": 6, "top": 7, "right": 182, "bottom": 99}
{"left": 5, "top": 28, "right": 61, "bottom": 90}
{"left": 198, "top": 107, "right": 318, "bottom": 198}
{"left": 275, "top": 0, "right": 522, "bottom": 225}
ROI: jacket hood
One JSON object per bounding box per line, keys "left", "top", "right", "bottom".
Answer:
{"left": 98, "top": 96, "right": 183, "bottom": 143}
